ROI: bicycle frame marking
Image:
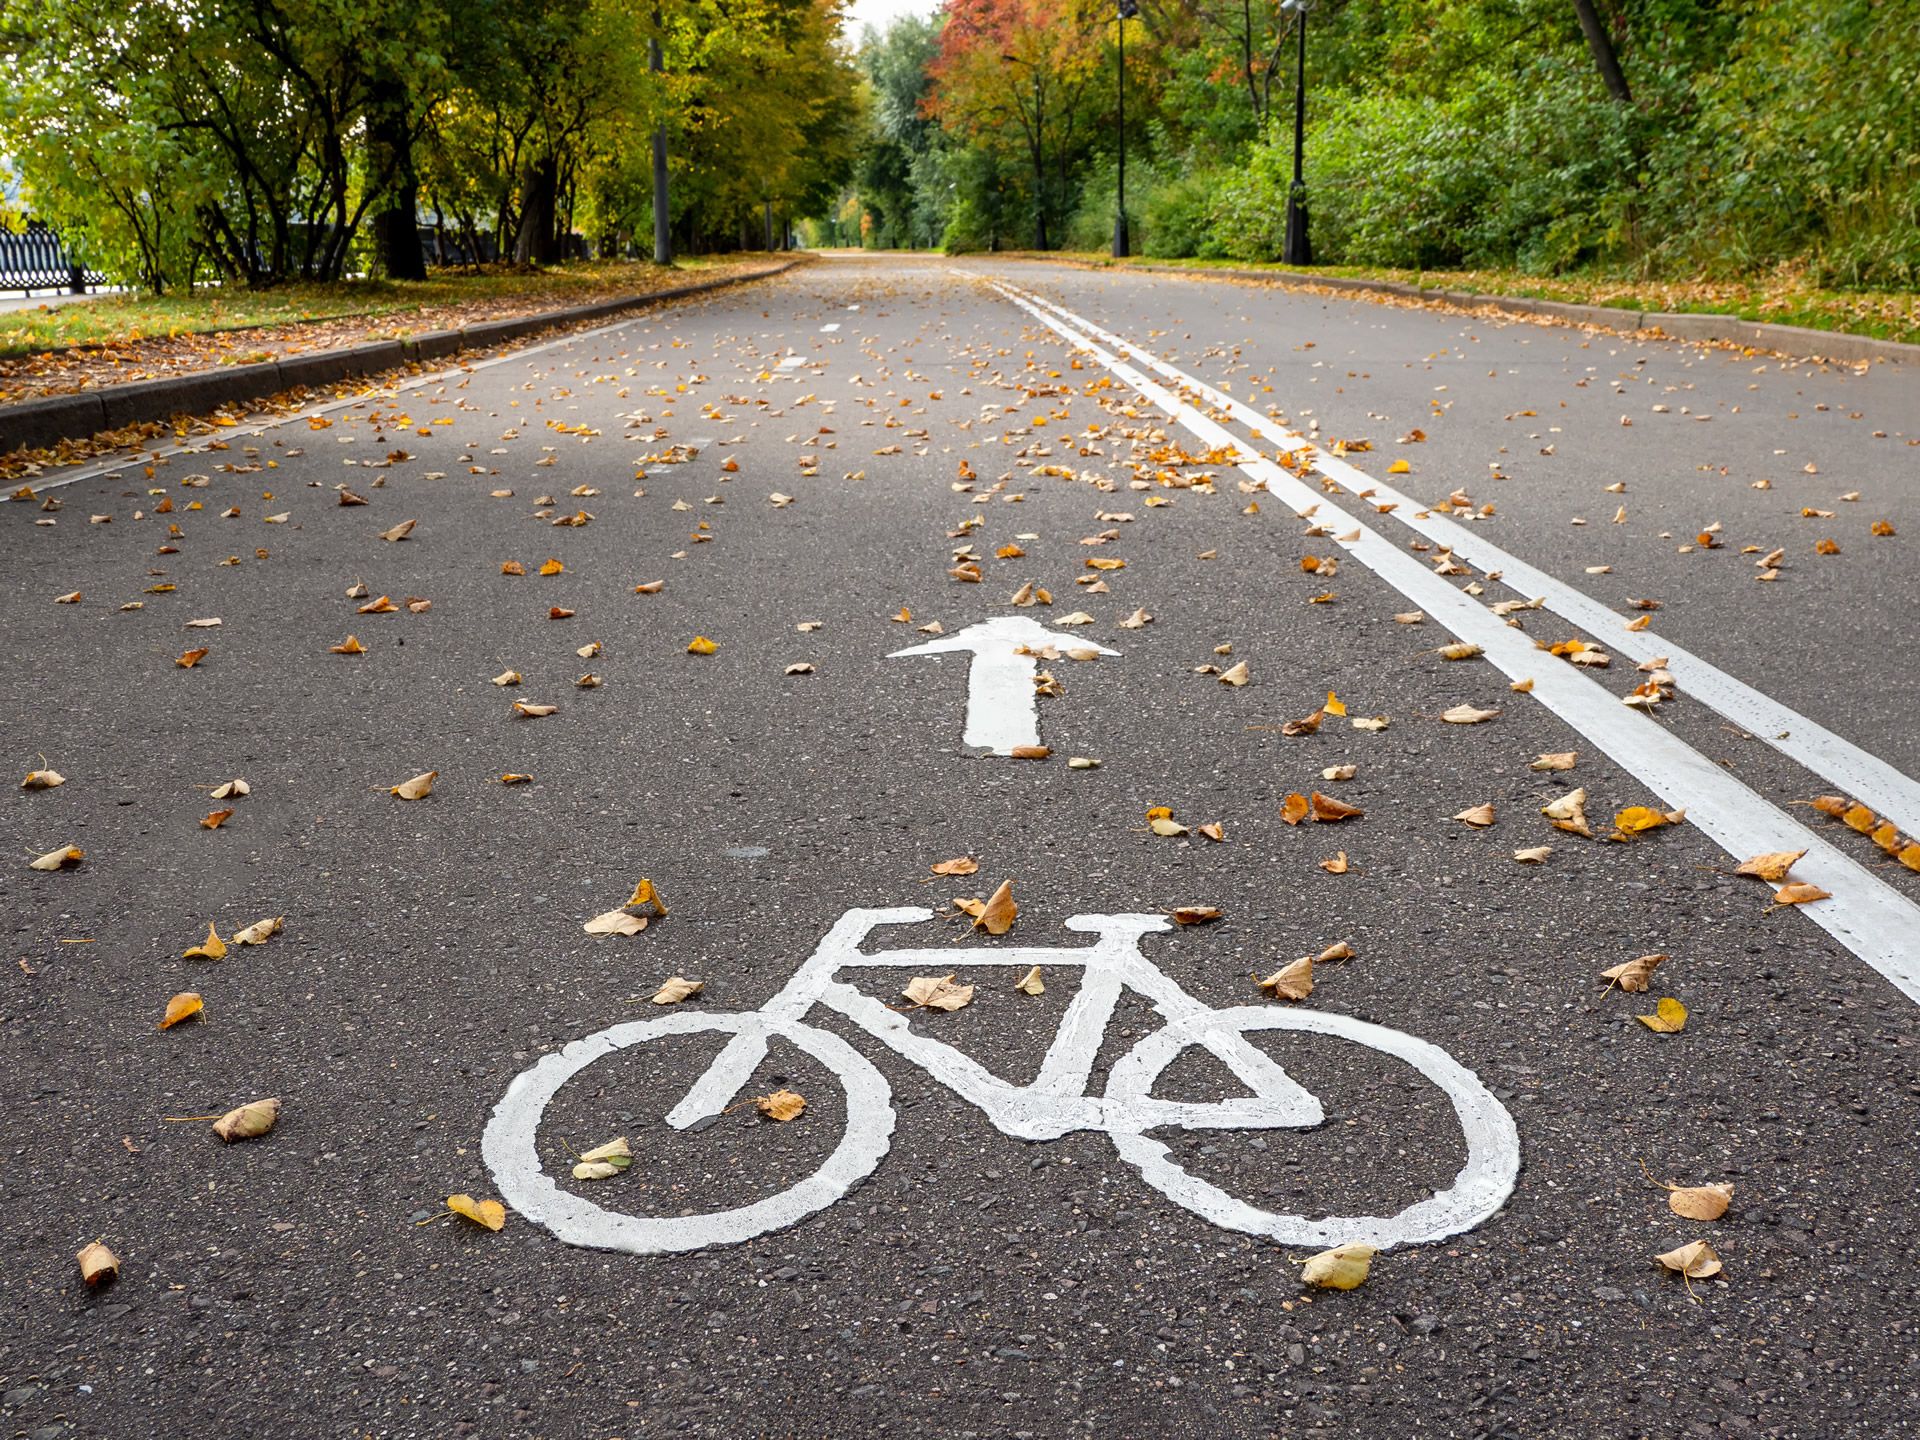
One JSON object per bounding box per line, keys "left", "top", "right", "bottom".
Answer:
{"left": 483, "top": 909, "right": 1521, "bottom": 1256}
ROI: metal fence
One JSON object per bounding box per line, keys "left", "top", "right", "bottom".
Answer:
{"left": 0, "top": 223, "right": 107, "bottom": 295}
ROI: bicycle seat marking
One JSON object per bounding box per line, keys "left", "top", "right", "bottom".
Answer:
{"left": 483, "top": 908, "right": 1521, "bottom": 1256}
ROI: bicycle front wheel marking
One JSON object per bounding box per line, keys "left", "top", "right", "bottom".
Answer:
{"left": 482, "top": 1012, "right": 895, "bottom": 1255}
{"left": 1106, "top": 1007, "right": 1520, "bottom": 1251}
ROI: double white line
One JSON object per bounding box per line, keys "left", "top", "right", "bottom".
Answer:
{"left": 983, "top": 274, "right": 1920, "bottom": 1004}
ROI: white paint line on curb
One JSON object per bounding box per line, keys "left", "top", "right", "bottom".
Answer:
{"left": 984, "top": 276, "right": 1920, "bottom": 1006}
{"left": 996, "top": 277, "right": 1920, "bottom": 842}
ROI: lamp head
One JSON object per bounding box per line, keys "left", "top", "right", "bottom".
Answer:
{"left": 1117, "top": 0, "right": 1139, "bottom": 15}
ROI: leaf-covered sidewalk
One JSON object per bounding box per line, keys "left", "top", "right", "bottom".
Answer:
{"left": 0, "top": 257, "right": 789, "bottom": 406}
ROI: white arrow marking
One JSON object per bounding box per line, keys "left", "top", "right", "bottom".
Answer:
{"left": 891, "top": 615, "right": 1117, "bottom": 755}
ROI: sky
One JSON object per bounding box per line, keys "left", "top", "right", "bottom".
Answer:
{"left": 842, "top": 0, "right": 939, "bottom": 44}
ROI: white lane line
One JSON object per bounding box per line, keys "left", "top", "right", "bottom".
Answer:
{"left": 996, "top": 277, "right": 1920, "bottom": 841}
{"left": 820, "top": 323, "right": 841, "bottom": 332}
{"left": 984, "top": 277, "right": 1920, "bottom": 1006}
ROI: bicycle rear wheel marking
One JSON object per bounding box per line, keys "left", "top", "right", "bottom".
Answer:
{"left": 482, "top": 1012, "right": 894, "bottom": 1255}
{"left": 1106, "top": 1007, "right": 1520, "bottom": 1250}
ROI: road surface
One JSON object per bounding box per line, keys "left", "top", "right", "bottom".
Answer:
{"left": 4, "top": 253, "right": 1917, "bottom": 1439}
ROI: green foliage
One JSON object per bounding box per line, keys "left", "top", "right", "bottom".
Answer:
{"left": 846, "top": 0, "right": 1919, "bottom": 289}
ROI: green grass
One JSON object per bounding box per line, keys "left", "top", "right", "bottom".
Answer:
{"left": 1006, "top": 251, "right": 1920, "bottom": 348}
{"left": 0, "top": 256, "right": 752, "bottom": 358}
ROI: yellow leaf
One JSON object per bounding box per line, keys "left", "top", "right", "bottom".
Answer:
{"left": 976, "top": 879, "right": 1018, "bottom": 935}
{"left": 651, "top": 976, "right": 702, "bottom": 1005}
{"left": 572, "top": 1136, "right": 634, "bottom": 1180}
{"left": 1171, "top": 906, "right": 1222, "bottom": 925}
{"left": 29, "top": 844, "right": 85, "bottom": 871}
{"left": 1311, "top": 792, "right": 1363, "bottom": 822}
{"left": 1437, "top": 642, "right": 1482, "bottom": 661}
{"left": 200, "top": 808, "right": 234, "bottom": 830}
{"left": 1735, "top": 850, "right": 1805, "bottom": 883}
{"left": 77, "top": 1241, "right": 120, "bottom": 1288}
{"left": 1218, "top": 660, "right": 1250, "bottom": 687}
{"left": 903, "top": 973, "right": 975, "bottom": 1011}
{"left": 1654, "top": 1238, "right": 1722, "bottom": 1279}
{"left": 391, "top": 770, "right": 437, "bottom": 801}
{"left": 1453, "top": 803, "right": 1496, "bottom": 827}
{"left": 539, "top": 558, "right": 564, "bottom": 576}
{"left": 626, "top": 878, "right": 668, "bottom": 915}
{"left": 1319, "top": 851, "right": 1349, "bottom": 874}
{"left": 21, "top": 769, "right": 66, "bottom": 789}
{"left": 159, "top": 992, "right": 204, "bottom": 1029}
{"left": 1387, "top": 459, "right": 1411, "bottom": 474}
{"left": 1603, "top": 953, "right": 1666, "bottom": 992}
{"left": 232, "top": 915, "right": 283, "bottom": 946}
{"left": 584, "top": 910, "right": 647, "bottom": 937}
{"left": 1637, "top": 996, "right": 1688, "bottom": 1032}
{"left": 183, "top": 922, "right": 227, "bottom": 962}
{"left": 931, "top": 857, "right": 979, "bottom": 876}
{"left": 447, "top": 1193, "right": 507, "bottom": 1231}
{"left": 1324, "top": 691, "right": 1347, "bottom": 717}
{"left": 1614, "top": 805, "right": 1673, "bottom": 834}
{"left": 1668, "top": 1182, "right": 1733, "bottom": 1222}
{"left": 1301, "top": 1241, "right": 1376, "bottom": 1289}
{"left": 1015, "top": 965, "right": 1045, "bottom": 995}
{"left": 756, "top": 1089, "right": 806, "bottom": 1121}
{"left": 1280, "top": 793, "right": 1310, "bottom": 826}
{"left": 1149, "top": 816, "right": 1189, "bottom": 836}
{"left": 1771, "top": 881, "right": 1831, "bottom": 906}
{"left": 330, "top": 635, "right": 366, "bottom": 655}
{"left": 1259, "top": 956, "right": 1314, "bottom": 1001}
{"left": 687, "top": 635, "right": 718, "bottom": 655}
{"left": 213, "top": 1096, "right": 279, "bottom": 1141}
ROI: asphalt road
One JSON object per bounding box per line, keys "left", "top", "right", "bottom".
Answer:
{"left": 4, "top": 252, "right": 1918, "bottom": 1440}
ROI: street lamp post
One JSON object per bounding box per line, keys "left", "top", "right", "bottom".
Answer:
{"left": 1281, "top": 0, "right": 1313, "bottom": 267}
{"left": 1113, "top": 0, "right": 1138, "bottom": 259}
{"left": 649, "top": 7, "right": 671, "bottom": 265}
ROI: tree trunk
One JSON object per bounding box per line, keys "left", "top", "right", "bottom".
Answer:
{"left": 514, "top": 155, "right": 561, "bottom": 265}
{"left": 1572, "top": 0, "right": 1633, "bottom": 103}
{"left": 369, "top": 75, "right": 427, "bottom": 280}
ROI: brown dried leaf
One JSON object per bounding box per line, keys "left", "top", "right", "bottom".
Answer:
{"left": 1259, "top": 957, "right": 1314, "bottom": 1001}
{"left": 1311, "top": 792, "right": 1363, "bottom": 822}
{"left": 976, "top": 879, "right": 1018, "bottom": 935}
{"left": 756, "top": 1090, "right": 807, "bottom": 1122}
{"left": 931, "top": 857, "right": 980, "bottom": 876}
{"left": 391, "top": 770, "right": 437, "bottom": 801}
{"left": 77, "top": 1241, "right": 120, "bottom": 1288}
{"left": 903, "top": 973, "right": 975, "bottom": 1011}
{"left": 1454, "top": 803, "right": 1496, "bottom": 827}
{"left": 159, "top": 992, "right": 204, "bottom": 1029}
{"left": 652, "top": 976, "right": 704, "bottom": 1005}
{"left": 1280, "top": 793, "right": 1310, "bottom": 826}
{"left": 212, "top": 1097, "right": 280, "bottom": 1142}
{"left": 1319, "top": 851, "right": 1349, "bottom": 874}
{"left": 1602, "top": 953, "right": 1666, "bottom": 993}
{"left": 1735, "top": 849, "right": 1805, "bottom": 883}
{"left": 1668, "top": 1183, "right": 1733, "bottom": 1222}
{"left": 1171, "top": 906, "right": 1222, "bottom": 926}
{"left": 1654, "top": 1239, "right": 1722, "bottom": 1279}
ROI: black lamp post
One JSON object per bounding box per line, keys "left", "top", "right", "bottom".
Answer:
{"left": 1113, "top": 0, "right": 1138, "bottom": 258}
{"left": 1282, "top": 0, "right": 1313, "bottom": 266}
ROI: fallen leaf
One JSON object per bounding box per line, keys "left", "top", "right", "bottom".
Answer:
{"left": 1637, "top": 996, "right": 1689, "bottom": 1033}
{"left": 1440, "top": 704, "right": 1499, "bottom": 724}
{"left": 492, "top": 669, "right": 521, "bottom": 687}
{"left": 212, "top": 1097, "right": 280, "bottom": 1142}
{"left": 1614, "top": 805, "right": 1676, "bottom": 835}
{"left": 159, "top": 992, "right": 204, "bottom": 1029}
{"left": 1119, "top": 608, "right": 1153, "bottom": 629}
{"left": 976, "top": 879, "right": 1018, "bottom": 935}
{"left": 232, "top": 915, "right": 283, "bottom": 946}
{"left": 447, "top": 1193, "right": 506, "bottom": 1231}
{"left": 1771, "top": 881, "right": 1831, "bottom": 906}
{"left": 1311, "top": 792, "right": 1363, "bottom": 822}
{"left": 1393, "top": 611, "right": 1425, "bottom": 625}
{"left": 1735, "top": 849, "right": 1805, "bottom": 883}
{"left": 358, "top": 595, "right": 398, "bottom": 614}
{"left": 512, "top": 702, "right": 558, "bottom": 718}
{"left": 500, "top": 773, "right": 533, "bottom": 785}
{"left": 391, "top": 770, "right": 437, "bottom": 801}
{"left": 1218, "top": 660, "right": 1250, "bottom": 687}
{"left": 1668, "top": 1182, "right": 1734, "bottom": 1222}
{"left": 501, "top": 560, "right": 526, "bottom": 576}
{"left": 538, "top": 558, "right": 565, "bottom": 576}
{"left": 1438, "top": 642, "right": 1483, "bottom": 661}
{"left": 176, "top": 647, "right": 209, "bottom": 669}
{"left": 1067, "top": 756, "right": 1101, "bottom": 770}
{"left": 584, "top": 906, "right": 647, "bottom": 937}
{"left": 1603, "top": 953, "right": 1666, "bottom": 992}
{"left": 1542, "top": 787, "right": 1591, "bottom": 837}
{"left": 904, "top": 973, "right": 975, "bottom": 1011}
{"left": 210, "top": 779, "right": 250, "bottom": 800}
{"left": 183, "top": 923, "right": 227, "bottom": 961}
{"left": 185, "top": 617, "right": 222, "bottom": 629}
{"left": 1009, "top": 745, "right": 1051, "bottom": 759}
{"left": 381, "top": 519, "right": 417, "bottom": 542}
{"left": 1171, "top": 906, "right": 1222, "bottom": 925}
{"left": 1282, "top": 708, "right": 1324, "bottom": 737}
{"left": 1280, "top": 793, "right": 1310, "bottom": 826}
{"left": 54, "top": 590, "right": 82, "bottom": 604}
{"left": 1259, "top": 956, "right": 1314, "bottom": 1001}
{"left": 1301, "top": 1242, "right": 1376, "bottom": 1290}
{"left": 1530, "top": 752, "right": 1577, "bottom": 771}
{"left": 29, "top": 844, "right": 84, "bottom": 871}
{"left": 1512, "top": 845, "right": 1553, "bottom": 864}
{"left": 931, "top": 857, "right": 980, "bottom": 876}
{"left": 21, "top": 769, "right": 66, "bottom": 789}
{"left": 687, "top": 636, "right": 718, "bottom": 655}
{"left": 633, "top": 580, "right": 665, "bottom": 594}
{"left": 330, "top": 635, "right": 367, "bottom": 655}
{"left": 77, "top": 1241, "right": 120, "bottom": 1288}
{"left": 571, "top": 1136, "right": 634, "bottom": 1180}
{"left": 1319, "top": 851, "right": 1349, "bottom": 873}
{"left": 1654, "top": 1239, "right": 1722, "bottom": 1280}
{"left": 756, "top": 1090, "right": 806, "bottom": 1121}
{"left": 652, "top": 977, "right": 704, "bottom": 1005}
{"left": 1197, "top": 821, "right": 1225, "bottom": 842}
{"left": 1454, "top": 803, "right": 1496, "bottom": 827}
{"left": 200, "top": 808, "right": 234, "bottom": 830}
{"left": 1351, "top": 715, "right": 1390, "bottom": 732}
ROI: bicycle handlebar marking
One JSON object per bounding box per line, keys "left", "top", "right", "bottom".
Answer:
{"left": 483, "top": 909, "right": 1520, "bottom": 1256}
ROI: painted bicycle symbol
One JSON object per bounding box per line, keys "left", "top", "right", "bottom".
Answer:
{"left": 482, "top": 908, "right": 1520, "bottom": 1255}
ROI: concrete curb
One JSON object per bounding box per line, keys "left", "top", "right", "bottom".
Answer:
{"left": 1, "top": 258, "right": 809, "bottom": 458}
{"left": 1011, "top": 256, "right": 1920, "bottom": 369}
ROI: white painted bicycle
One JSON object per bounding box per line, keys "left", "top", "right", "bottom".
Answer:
{"left": 483, "top": 908, "right": 1520, "bottom": 1255}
